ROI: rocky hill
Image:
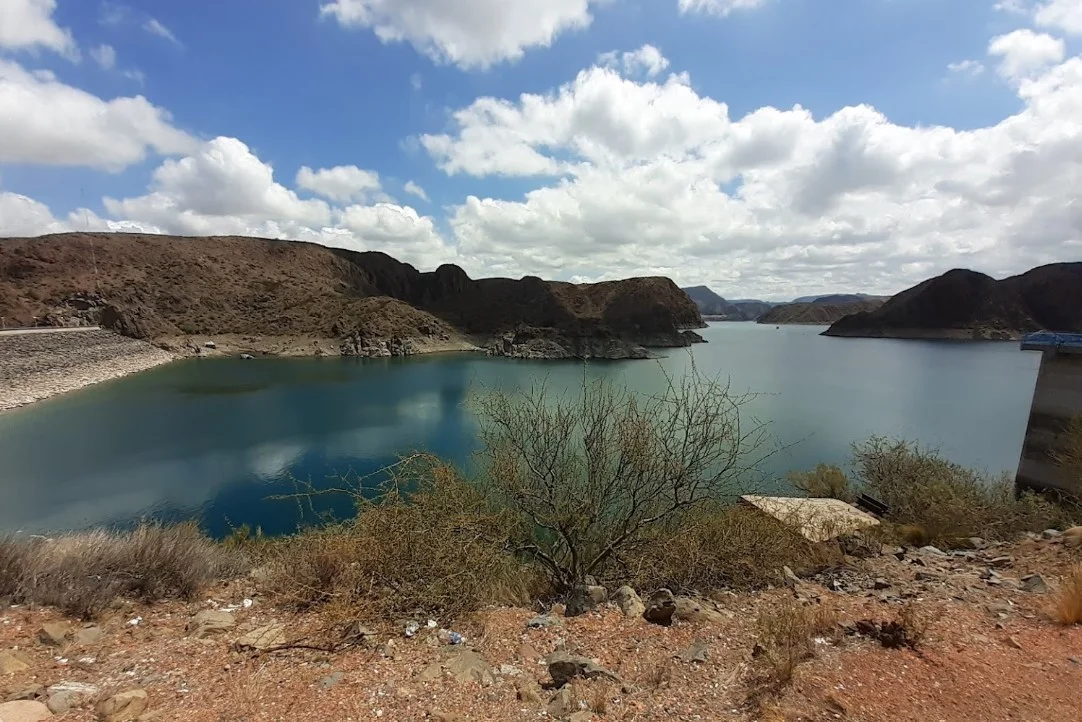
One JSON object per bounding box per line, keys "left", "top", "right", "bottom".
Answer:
{"left": 0, "top": 233, "right": 704, "bottom": 359}
{"left": 824, "top": 264, "right": 1082, "bottom": 339}
{"left": 758, "top": 299, "right": 884, "bottom": 325}
{"left": 682, "top": 286, "right": 771, "bottom": 321}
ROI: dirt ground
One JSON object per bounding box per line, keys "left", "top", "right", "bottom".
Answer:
{"left": 2, "top": 532, "right": 1080, "bottom": 722}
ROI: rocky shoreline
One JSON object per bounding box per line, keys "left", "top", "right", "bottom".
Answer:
{"left": 0, "top": 330, "right": 176, "bottom": 412}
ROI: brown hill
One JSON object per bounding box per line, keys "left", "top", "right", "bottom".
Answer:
{"left": 757, "top": 299, "right": 884, "bottom": 325}
{"left": 823, "top": 264, "right": 1082, "bottom": 339}
{"left": 0, "top": 233, "right": 703, "bottom": 359}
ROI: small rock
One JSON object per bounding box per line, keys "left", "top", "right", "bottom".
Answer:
{"left": 643, "top": 589, "right": 676, "bottom": 626}
{"left": 987, "top": 556, "right": 1013, "bottom": 568}
{"left": 234, "top": 624, "right": 285, "bottom": 651}
{"left": 547, "top": 685, "right": 578, "bottom": 718}
{"left": 886, "top": 546, "right": 905, "bottom": 560}
{"left": 872, "top": 578, "right": 891, "bottom": 590}
{"left": 1063, "top": 527, "right": 1082, "bottom": 547}
{"left": 1007, "top": 636, "right": 1024, "bottom": 650}
{"left": 46, "top": 693, "right": 76, "bottom": 715}
{"left": 611, "top": 586, "right": 646, "bottom": 618}
{"left": 240, "top": 354, "right": 254, "bottom": 360}
{"left": 95, "top": 689, "right": 148, "bottom": 722}
{"left": 71, "top": 625, "right": 104, "bottom": 646}
{"left": 0, "top": 651, "right": 31, "bottom": 675}
{"left": 678, "top": 639, "right": 709, "bottom": 663}
{"left": 515, "top": 642, "right": 539, "bottom": 661}
{"left": 319, "top": 672, "right": 343, "bottom": 690}
{"left": 1021, "top": 574, "right": 1049, "bottom": 594}
{"left": 526, "top": 615, "right": 562, "bottom": 629}
{"left": 673, "top": 597, "right": 725, "bottom": 624}
{"left": 188, "top": 610, "right": 235, "bottom": 639}
{"left": 515, "top": 680, "right": 543, "bottom": 705}
{"left": 915, "top": 571, "right": 941, "bottom": 582}
{"left": 987, "top": 601, "right": 1013, "bottom": 616}
{"left": 443, "top": 649, "right": 496, "bottom": 686}
{"left": 1042, "top": 529, "right": 1062, "bottom": 540}
{"left": 546, "top": 650, "right": 620, "bottom": 687}
{"left": 918, "top": 546, "right": 947, "bottom": 557}
{"left": 781, "top": 565, "right": 802, "bottom": 587}
{"left": 1069, "top": 655, "right": 1081, "bottom": 666}
{"left": 37, "top": 622, "right": 71, "bottom": 649}
{"left": 0, "top": 700, "right": 52, "bottom": 722}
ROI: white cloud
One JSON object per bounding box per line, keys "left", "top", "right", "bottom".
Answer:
{"left": 678, "top": 0, "right": 768, "bottom": 16}
{"left": 296, "top": 165, "right": 382, "bottom": 202}
{"left": 989, "top": 29, "right": 1065, "bottom": 81}
{"left": 0, "top": 0, "right": 78, "bottom": 58}
{"left": 0, "top": 192, "right": 69, "bottom": 236}
{"left": 123, "top": 69, "right": 146, "bottom": 85}
{"left": 599, "top": 44, "right": 670, "bottom": 78}
{"left": 425, "top": 50, "right": 1082, "bottom": 297}
{"left": 410, "top": 72, "right": 423, "bottom": 90}
{"left": 144, "top": 18, "right": 180, "bottom": 45}
{"left": 1034, "top": 0, "right": 1082, "bottom": 35}
{"left": 0, "top": 59, "right": 197, "bottom": 170}
{"left": 319, "top": 0, "right": 598, "bottom": 69}
{"left": 90, "top": 44, "right": 117, "bottom": 70}
{"left": 948, "top": 59, "right": 985, "bottom": 76}
{"left": 404, "top": 180, "right": 429, "bottom": 201}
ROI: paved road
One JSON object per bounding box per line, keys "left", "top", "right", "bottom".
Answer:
{"left": 0, "top": 326, "right": 102, "bottom": 337}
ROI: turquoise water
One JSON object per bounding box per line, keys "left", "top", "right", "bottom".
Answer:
{"left": 0, "top": 323, "right": 1042, "bottom": 535}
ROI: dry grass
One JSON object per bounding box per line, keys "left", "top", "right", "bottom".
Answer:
{"left": 787, "top": 463, "right": 853, "bottom": 502}
{"left": 628, "top": 503, "right": 828, "bottom": 593}
{"left": 258, "top": 456, "right": 541, "bottom": 622}
{"left": 0, "top": 524, "right": 247, "bottom": 619}
{"left": 751, "top": 598, "right": 839, "bottom": 694}
{"left": 1052, "top": 565, "right": 1082, "bottom": 625}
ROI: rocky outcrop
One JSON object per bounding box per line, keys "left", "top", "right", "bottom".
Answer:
{"left": 0, "top": 233, "right": 705, "bottom": 359}
{"left": 824, "top": 264, "right": 1082, "bottom": 339}
{"left": 758, "top": 299, "right": 884, "bottom": 325}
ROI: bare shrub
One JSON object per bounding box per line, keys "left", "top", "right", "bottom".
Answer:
{"left": 475, "top": 368, "right": 771, "bottom": 591}
{"left": 0, "top": 524, "right": 247, "bottom": 619}
{"left": 260, "top": 455, "right": 539, "bottom": 621}
{"left": 628, "top": 503, "right": 822, "bottom": 593}
{"left": 752, "top": 598, "right": 838, "bottom": 693}
{"left": 787, "top": 463, "right": 852, "bottom": 502}
{"left": 852, "top": 437, "right": 1070, "bottom": 545}
{"left": 1052, "top": 565, "right": 1082, "bottom": 625}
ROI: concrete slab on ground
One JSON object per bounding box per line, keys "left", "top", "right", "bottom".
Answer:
{"left": 739, "top": 494, "right": 880, "bottom": 543}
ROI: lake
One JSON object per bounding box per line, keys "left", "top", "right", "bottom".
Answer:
{"left": 0, "top": 323, "right": 1042, "bottom": 536}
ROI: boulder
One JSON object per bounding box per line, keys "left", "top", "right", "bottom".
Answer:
{"left": 0, "top": 700, "right": 52, "bottom": 721}
{"left": 188, "top": 610, "right": 235, "bottom": 639}
{"left": 45, "top": 682, "right": 98, "bottom": 715}
{"left": 673, "top": 597, "right": 725, "bottom": 624}
{"left": 37, "top": 622, "right": 72, "bottom": 649}
{"left": 565, "top": 585, "right": 607, "bottom": 617}
{"left": 95, "top": 689, "right": 147, "bottom": 722}
{"left": 643, "top": 589, "right": 676, "bottom": 626}
{"left": 612, "top": 586, "right": 646, "bottom": 618}
{"left": 1021, "top": 574, "right": 1049, "bottom": 593}
{"left": 72, "top": 625, "right": 104, "bottom": 646}
{"left": 443, "top": 650, "right": 495, "bottom": 686}
{"left": 546, "top": 650, "right": 620, "bottom": 687}
{"left": 0, "top": 651, "right": 31, "bottom": 675}
{"left": 234, "top": 624, "right": 285, "bottom": 651}
{"left": 1063, "top": 527, "right": 1082, "bottom": 548}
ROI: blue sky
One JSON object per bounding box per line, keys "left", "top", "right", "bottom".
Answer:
{"left": 1, "top": 0, "right": 1081, "bottom": 298}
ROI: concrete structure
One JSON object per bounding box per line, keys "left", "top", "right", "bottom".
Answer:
{"left": 1015, "top": 332, "right": 1082, "bottom": 497}
{"left": 739, "top": 495, "right": 880, "bottom": 543}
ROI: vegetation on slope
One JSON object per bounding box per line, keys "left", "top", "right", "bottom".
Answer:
{"left": 758, "top": 299, "right": 884, "bottom": 325}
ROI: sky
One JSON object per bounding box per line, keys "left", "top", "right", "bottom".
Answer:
{"left": 1, "top": 0, "right": 1081, "bottom": 299}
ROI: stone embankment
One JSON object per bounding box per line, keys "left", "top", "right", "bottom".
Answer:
{"left": 0, "top": 329, "right": 175, "bottom": 411}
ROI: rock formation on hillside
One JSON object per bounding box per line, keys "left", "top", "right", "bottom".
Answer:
{"left": 823, "top": 264, "right": 1082, "bottom": 339}
{"left": 682, "top": 286, "right": 772, "bottom": 321}
{"left": 0, "top": 233, "right": 704, "bottom": 359}
{"left": 758, "top": 299, "right": 885, "bottom": 325}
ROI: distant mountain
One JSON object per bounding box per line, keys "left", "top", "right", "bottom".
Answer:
{"left": 681, "top": 286, "right": 773, "bottom": 321}
{"left": 792, "top": 293, "right": 885, "bottom": 304}
{"left": 758, "top": 299, "right": 885, "bottom": 325}
{"left": 823, "top": 263, "right": 1082, "bottom": 339}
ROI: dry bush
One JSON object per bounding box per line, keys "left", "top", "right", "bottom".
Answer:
{"left": 752, "top": 598, "right": 838, "bottom": 692}
{"left": 0, "top": 524, "right": 247, "bottom": 619}
{"left": 897, "top": 600, "right": 938, "bottom": 648}
{"left": 627, "top": 503, "right": 824, "bottom": 593}
{"left": 475, "top": 368, "right": 772, "bottom": 591}
{"left": 1052, "top": 565, "right": 1082, "bottom": 625}
{"left": 787, "top": 463, "right": 853, "bottom": 503}
{"left": 853, "top": 437, "right": 1070, "bottom": 546}
{"left": 260, "top": 455, "right": 540, "bottom": 621}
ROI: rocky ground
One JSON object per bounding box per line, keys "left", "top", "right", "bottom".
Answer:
{"left": 0, "top": 330, "right": 175, "bottom": 412}
{"left": 1, "top": 531, "right": 1080, "bottom": 721}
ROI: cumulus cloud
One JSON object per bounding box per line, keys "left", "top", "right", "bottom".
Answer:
{"left": 598, "top": 44, "right": 670, "bottom": 78}
{"left": 426, "top": 49, "right": 1082, "bottom": 297}
{"left": 0, "top": 59, "right": 198, "bottom": 170}
{"left": 319, "top": 0, "right": 598, "bottom": 69}
{"left": 90, "top": 44, "right": 117, "bottom": 70}
{"left": 1034, "top": 0, "right": 1082, "bottom": 35}
{"left": 296, "top": 165, "right": 382, "bottom": 202}
{"left": 0, "top": 192, "right": 70, "bottom": 237}
{"left": 404, "top": 181, "right": 429, "bottom": 201}
{"left": 678, "top": 0, "right": 768, "bottom": 17}
{"left": 989, "top": 29, "right": 1065, "bottom": 81}
{"left": 143, "top": 18, "right": 180, "bottom": 45}
{"left": 0, "top": 0, "right": 78, "bottom": 58}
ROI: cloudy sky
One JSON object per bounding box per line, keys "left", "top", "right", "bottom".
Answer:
{"left": 1, "top": 0, "right": 1081, "bottom": 299}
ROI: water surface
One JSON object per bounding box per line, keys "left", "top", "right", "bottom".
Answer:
{"left": 0, "top": 323, "right": 1041, "bottom": 535}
